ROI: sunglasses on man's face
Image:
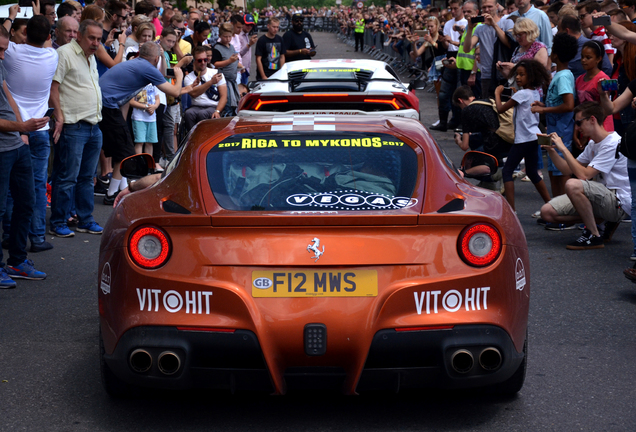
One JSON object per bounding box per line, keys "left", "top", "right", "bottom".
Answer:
{"left": 196, "top": 58, "right": 208, "bottom": 63}
{"left": 574, "top": 117, "right": 590, "bottom": 127}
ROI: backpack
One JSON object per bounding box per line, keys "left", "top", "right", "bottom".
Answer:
{"left": 470, "top": 99, "right": 515, "bottom": 145}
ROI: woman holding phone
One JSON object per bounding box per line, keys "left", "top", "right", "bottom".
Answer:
{"left": 410, "top": 17, "right": 447, "bottom": 99}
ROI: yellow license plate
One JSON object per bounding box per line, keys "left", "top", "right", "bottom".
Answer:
{"left": 252, "top": 270, "right": 377, "bottom": 298}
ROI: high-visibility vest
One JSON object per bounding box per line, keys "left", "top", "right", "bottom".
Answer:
{"left": 456, "top": 24, "right": 479, "bottom": 71}
{"left": 355, "top": 20, "right": 365, "bottom": 33}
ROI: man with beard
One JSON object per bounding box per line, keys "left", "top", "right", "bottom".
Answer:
{"left": 283, "top": 14, "right": 316, "bottom": 62}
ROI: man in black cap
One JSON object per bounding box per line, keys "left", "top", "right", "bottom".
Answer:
{"left": 282, "top": 14, "right": 316, "bottom": 62}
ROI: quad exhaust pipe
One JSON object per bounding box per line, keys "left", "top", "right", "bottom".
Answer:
{"left": 158, "top": 351, "right": 181, "bottom": 375}
{"left": 451, "top": 347, "right": 502, "bottom": 373}
{"left": 451, "top": 349, "right": 474, "bottom": 373}
{"left": 479, "top": 347, "right": 502, "bottom": 371}
{"left": 129, "top": 349, "right": 182, "bottom": 375}
{"left": 129, "top": 349, "right": 152, "bottom": 373}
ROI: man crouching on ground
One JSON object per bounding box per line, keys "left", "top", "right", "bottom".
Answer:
{"left": 539, "top": 101, "right": 631, "bottom": 250}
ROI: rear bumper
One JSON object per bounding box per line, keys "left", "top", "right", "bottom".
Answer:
{"left": 357, "top": 325, "right": 524, "bottom": 392}
{"left": 104, "top": 324, "right": 524, "bottom": 393}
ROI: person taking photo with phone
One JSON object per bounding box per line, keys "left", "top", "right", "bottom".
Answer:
{"left": 183, "top": 46, "right": 227, "bottom": 130}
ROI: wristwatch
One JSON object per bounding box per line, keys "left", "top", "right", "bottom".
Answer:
{"left": 470, "top": 71, "right": 476, "bottom": 75}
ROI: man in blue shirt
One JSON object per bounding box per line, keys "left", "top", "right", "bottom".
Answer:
{"left": 99, "top": 42, "right": 187, "bottom": 205}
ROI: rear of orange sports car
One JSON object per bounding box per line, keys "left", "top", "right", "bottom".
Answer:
{"left": 98, "top": 116, "right": 530, "bottom": 396}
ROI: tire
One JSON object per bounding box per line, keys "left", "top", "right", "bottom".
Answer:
{"left": 490, "top": 333, "right": 527, "bottom": 396}
{"left": 99, "top": 328, "right": 131, "bottom": 398}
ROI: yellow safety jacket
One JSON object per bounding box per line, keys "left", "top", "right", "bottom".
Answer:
{"left": 456, "top": 24, "right": 479, "bottom": 71}
{"left": 355, "top": 20, "right": 365, "bottom": 33}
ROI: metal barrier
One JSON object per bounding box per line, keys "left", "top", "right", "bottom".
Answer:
{"left": 335, "top": 22, "right": 427, "bottom": 80}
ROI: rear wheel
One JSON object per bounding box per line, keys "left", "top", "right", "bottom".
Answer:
{"left": 490, "top": 334, "right": 527, "bottom": 395}
{"left": 99, "top": 328, "right": 131, "bottom": 398}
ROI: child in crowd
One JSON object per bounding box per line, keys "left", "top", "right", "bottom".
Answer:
{"left": 495, "top": 59, "right": 552, "bottom": 211}
{"left": 574, "top": 40, "right": 614, "bottom": 150}
{"left": 124, "top": 23, "right": 156, "bottom": 60}
{"left": 129, "top": 84, "right": 160, "bottom": 159}
{"left": 212, "top": 23, "right": 241, "bottom": 115}
{"left": 532, "top": 33, "right": 578, "bottom": 199}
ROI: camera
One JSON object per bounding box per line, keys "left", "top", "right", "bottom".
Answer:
{"left": 471, "top": 16, "right": 485, "bottom": 24}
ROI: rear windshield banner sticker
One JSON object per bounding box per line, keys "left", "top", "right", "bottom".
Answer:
{"left": 287, "top": 190, "right": 417, "bottom": 210}
{"left": 215, "top": 137, "right": 405, "bottom": 150}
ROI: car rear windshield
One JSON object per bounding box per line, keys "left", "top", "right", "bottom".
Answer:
{"left": 206, "top": 132, "right": 419, "bottom": 211}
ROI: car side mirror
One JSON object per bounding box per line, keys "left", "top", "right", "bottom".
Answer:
{"left": 120, "top": 153, "right": 155, "bottom": 180}
{"left": 408, "top": 79, "right": 427, "bottom": 91}
{"left": 461, "top": 151, "right": 498, "bottom": 178}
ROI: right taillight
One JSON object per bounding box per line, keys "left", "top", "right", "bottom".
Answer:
{"left": 458, "top": 223, "right": 502, "bottom": 267}
{"left": 128, "top": 225, "right": 171, "bottom": 269}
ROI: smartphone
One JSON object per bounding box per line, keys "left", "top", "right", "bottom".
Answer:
{"left": 471, "top": 16, "right": 485, "bottom": 24}
{"left": 442, "top": 59, "right": 451, "bottom": 66}
{"left": 537, "top": 134, "right": 552, "bottom": 147}
{"left": 113, "top": 30, "right": 123, "bottom": 38}
{"left": 414, "top": 30, "right": 429, "bottom": 37}
{"left": 44, "top": 107, "right": 54, "bottom": 118}
{"left": 501, "top": 87, "right": 513, "bottom": 101}
{"left": 601, "top": 79, "right": 618, "bottom": 91}
{"left": 592, "top": 15, "right": 611, "bottom": 27}
{"left": 166, "top": 68, "right": 175, "bottom": 77}
{"left": 18, "top": 0, "right": 31, "bottom": 7}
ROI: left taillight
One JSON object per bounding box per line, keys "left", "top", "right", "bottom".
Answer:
{"left": 128, "top": 225, "right": 171, "bottom": 269}
{"left": 458, "top": 223, "right": 502, "bottom": 267}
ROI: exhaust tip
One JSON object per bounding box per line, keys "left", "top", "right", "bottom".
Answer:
{"left": 451, "top": 349, "right": 474, "bottom": 374}
{"left": 479, "top": 347, "right": 502, "bottom": 371}
{"left": 158, "top": 351, "right": 181, "bottom": 375}
{"left": 129, "top": 349, "right": 152, "bottom": 373}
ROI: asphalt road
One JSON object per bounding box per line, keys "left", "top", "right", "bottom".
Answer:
{"left": 1, "top": 31, "right": 635, "bottom": 431}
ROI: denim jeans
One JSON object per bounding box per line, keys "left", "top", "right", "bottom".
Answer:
{"left": 439, "top": 66, "right": 461, "bottom": 124}
{"left": 50, "top": 121, "right": 102, "bottom": 228}
{"left": 27, "top": 130, "right": 51, "bottom": 245}
{"left": 161, "top": 104, "right": 179, "bottom": 163}
{"left": 0, "top": 145, "right": 35, "bottom": 267}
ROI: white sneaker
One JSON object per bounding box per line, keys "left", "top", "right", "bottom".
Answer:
{"left": 431, "top": 120, "right": 440, "bottom": 127}
{"left": 532, "top": 210, "right": 541, "bottom": 218}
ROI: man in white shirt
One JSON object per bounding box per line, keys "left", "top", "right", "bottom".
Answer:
{"left": 431, "top": 0, "right": 466, "bottom": 131}
{"left": 4, "top": 15, "right": 58, "bottom": 252}
{"left": 183, "top": 46, "right": 227, "bottom": 130}
{"left": 541, "top": 102, "right": 630, "bottom": 250}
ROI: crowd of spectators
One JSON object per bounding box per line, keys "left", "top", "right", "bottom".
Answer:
{"left": 332, "top": 0, "right": 636, "bottom": 261}
{"left": 3, "top": 0, "right": 636, "bottom": 288}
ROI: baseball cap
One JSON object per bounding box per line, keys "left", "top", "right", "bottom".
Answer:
{"left": 292, "top": 13, "right": 303, "bottom": 21}
{"left": 243, "top": 14, "right": 255, "bottom": 25}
